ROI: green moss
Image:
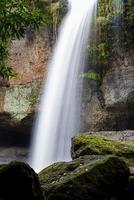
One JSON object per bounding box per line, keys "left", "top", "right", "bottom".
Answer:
{"left": 39, "top": 156, "right": 129, "bottom": 200}
{"left": 72, "top": 134, "right": 134, "bottom": 159}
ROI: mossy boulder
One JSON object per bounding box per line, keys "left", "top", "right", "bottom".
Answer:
{"left": 0, "top": 161, "right": 44, "bottom": 200}
{"left": 39, "top": 156, "right": 129, "bottom": 200}
{"left": 72, "top": 134, "right": 134, "bottom": 161}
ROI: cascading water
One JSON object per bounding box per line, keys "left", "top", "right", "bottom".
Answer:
{"left": 30, "top": 0, "right": 98, "bottom": 172}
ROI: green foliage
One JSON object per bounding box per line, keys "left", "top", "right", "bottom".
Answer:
{"left": 81, "top": 71, "right": 101, "bottom": 81}
{"left": 0, "top": 64, "right": 18, "bottom": 78}
{"left": 125, "top": 9, "right": 134, "bottom": 24}
{"left": 97, "top": 43, "right": 110, "bottom": 60}
{"left": 0, "top": 0, "right": 51, "bottom": 78}
{"left": 0, "top": 0, "right": 45, "bottom": 40}
{"left": 98, "top": 0, "right": 123, "bottom": 18}
{"left": 34, "top": 0, "right": 53, "bottom": 27}
{"left": 124, "top": 0, "right": 134, "bottom": 47}
{"left": 87, "top": 42, "right": 110, "bottom": 62}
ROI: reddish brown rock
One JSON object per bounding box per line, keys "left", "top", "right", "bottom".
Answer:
{"left": 9, "top": 29, "right": 52, "bottom": 85}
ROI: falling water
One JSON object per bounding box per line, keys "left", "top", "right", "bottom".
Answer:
{"left": 30, "top": 0, "right": 98, "bottom": 172}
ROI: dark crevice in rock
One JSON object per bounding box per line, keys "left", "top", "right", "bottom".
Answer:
{"left": 0, "top": 112, "right": 35, "bottom": 147}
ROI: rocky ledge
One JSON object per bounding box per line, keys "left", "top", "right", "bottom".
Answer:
{"left": 71, "top": 132, "right": 134, "bottom": 166}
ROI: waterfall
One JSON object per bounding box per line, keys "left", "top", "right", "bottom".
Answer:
{"left": 29, "top": 0, "right": 98, "bottom": 172}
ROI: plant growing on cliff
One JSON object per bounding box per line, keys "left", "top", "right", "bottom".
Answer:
{"left": 0, "top": 0, "right": 52, "bottom": 79}
{"left": 81, "top": 71, "right": 101, "bottom": 81}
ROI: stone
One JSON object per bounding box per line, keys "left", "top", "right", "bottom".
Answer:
{"left": 81, "top": 0, "right": 134, "bottom": 132}
{"left": 0, "top": 28, "right": 51, "bottom": 124}
{"left": 9, "top": 29, "right": 51, "bottom": 85}
{"left": 0, "top": 112, "right": 35, "bottom": 163}
{"left": 72, "top": 134, "right": 134, "bottom": 160}
{"left": 0, "top": 161, "right": 44, "bottom": 200}
{"left": 0, "top": 112, "right": 34, "bottom": 148}
{"left": 39, "top": 156, "right": 129, "bottom": 200}
{"left": 0, "top": 76, "right": 10, "bottom": 87}
{"left": 90, "top": 130, "right": 134, "bottom": 141}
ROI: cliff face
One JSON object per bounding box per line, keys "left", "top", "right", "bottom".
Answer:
{"left": 81, "top": 51, "right": 134, "bottom": 132}
{"left": 9, "top": 29, "right": 51, "bottom": 85}
{"left": 81, "top": 0, "right": 134, "bottom": 132}
{"left": 0, "top": 0, "right": 67, "bottom": 121}
{"left": 0, "top": 29, "right": 52, "bottom": 120}
{"left": 0, "top": 0, "right": 67, "bottom": 162}
{"left": 0, "top": 0, "right": 133, "bottom": 134}
{"left": 0, "top": 29, "right": 52, "bottom": 163}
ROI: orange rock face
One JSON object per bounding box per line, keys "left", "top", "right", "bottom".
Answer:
{"left": 0, "top": 29, "right": 52, "bottom": 119}
{"left": 9, "top": 29, "right": 52, "bottom": 85}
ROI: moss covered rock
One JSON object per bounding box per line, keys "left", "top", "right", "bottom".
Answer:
{"left": 72, "top": 134, "right": 134, "bottom": 160}
{"left": 0, "top": 161, "right": 44, "bottom": 200}
{"left": 39, "top": 156, "right": 129, "bottom": 200}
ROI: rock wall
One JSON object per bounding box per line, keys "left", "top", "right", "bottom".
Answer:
{"left": 81, "top": 52, "right": 134, "bottom": 131}
{"left": 9, "top": 29, "right": 51, "bottom": 85}
{"left": 0, "top": 29, "right": 52, "bottom": 120}
{"left": 81, "top": 0, "right": 134, "bottom": 132}
{"left": 0, "top": 0, "right": 133, "bottom": 135}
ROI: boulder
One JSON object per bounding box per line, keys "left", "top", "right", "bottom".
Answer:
{"left": 0, "top": 161, "right": 44, "bottom": 200}
{"left": 39, "top": 156, "right": 129, "bottom": 200}
{"left": 72, "top": 134, "right": 134, "bottom": 162}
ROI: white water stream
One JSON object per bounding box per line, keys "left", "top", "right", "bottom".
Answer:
{"left": 30, "top": 0, "right": 98, "bottom": 172}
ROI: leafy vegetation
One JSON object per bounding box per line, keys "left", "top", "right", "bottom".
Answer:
{"left": 81, "top": 71, "right": 101, "bottom": 81}
{"left": 124, "top": 0, "right": 134, "bottom": 47}
{"left": 85, "top": 0, "right": 133, "bottom": 80}
{"left": 0, "top": 0, "right": 52, "bottom": 78}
